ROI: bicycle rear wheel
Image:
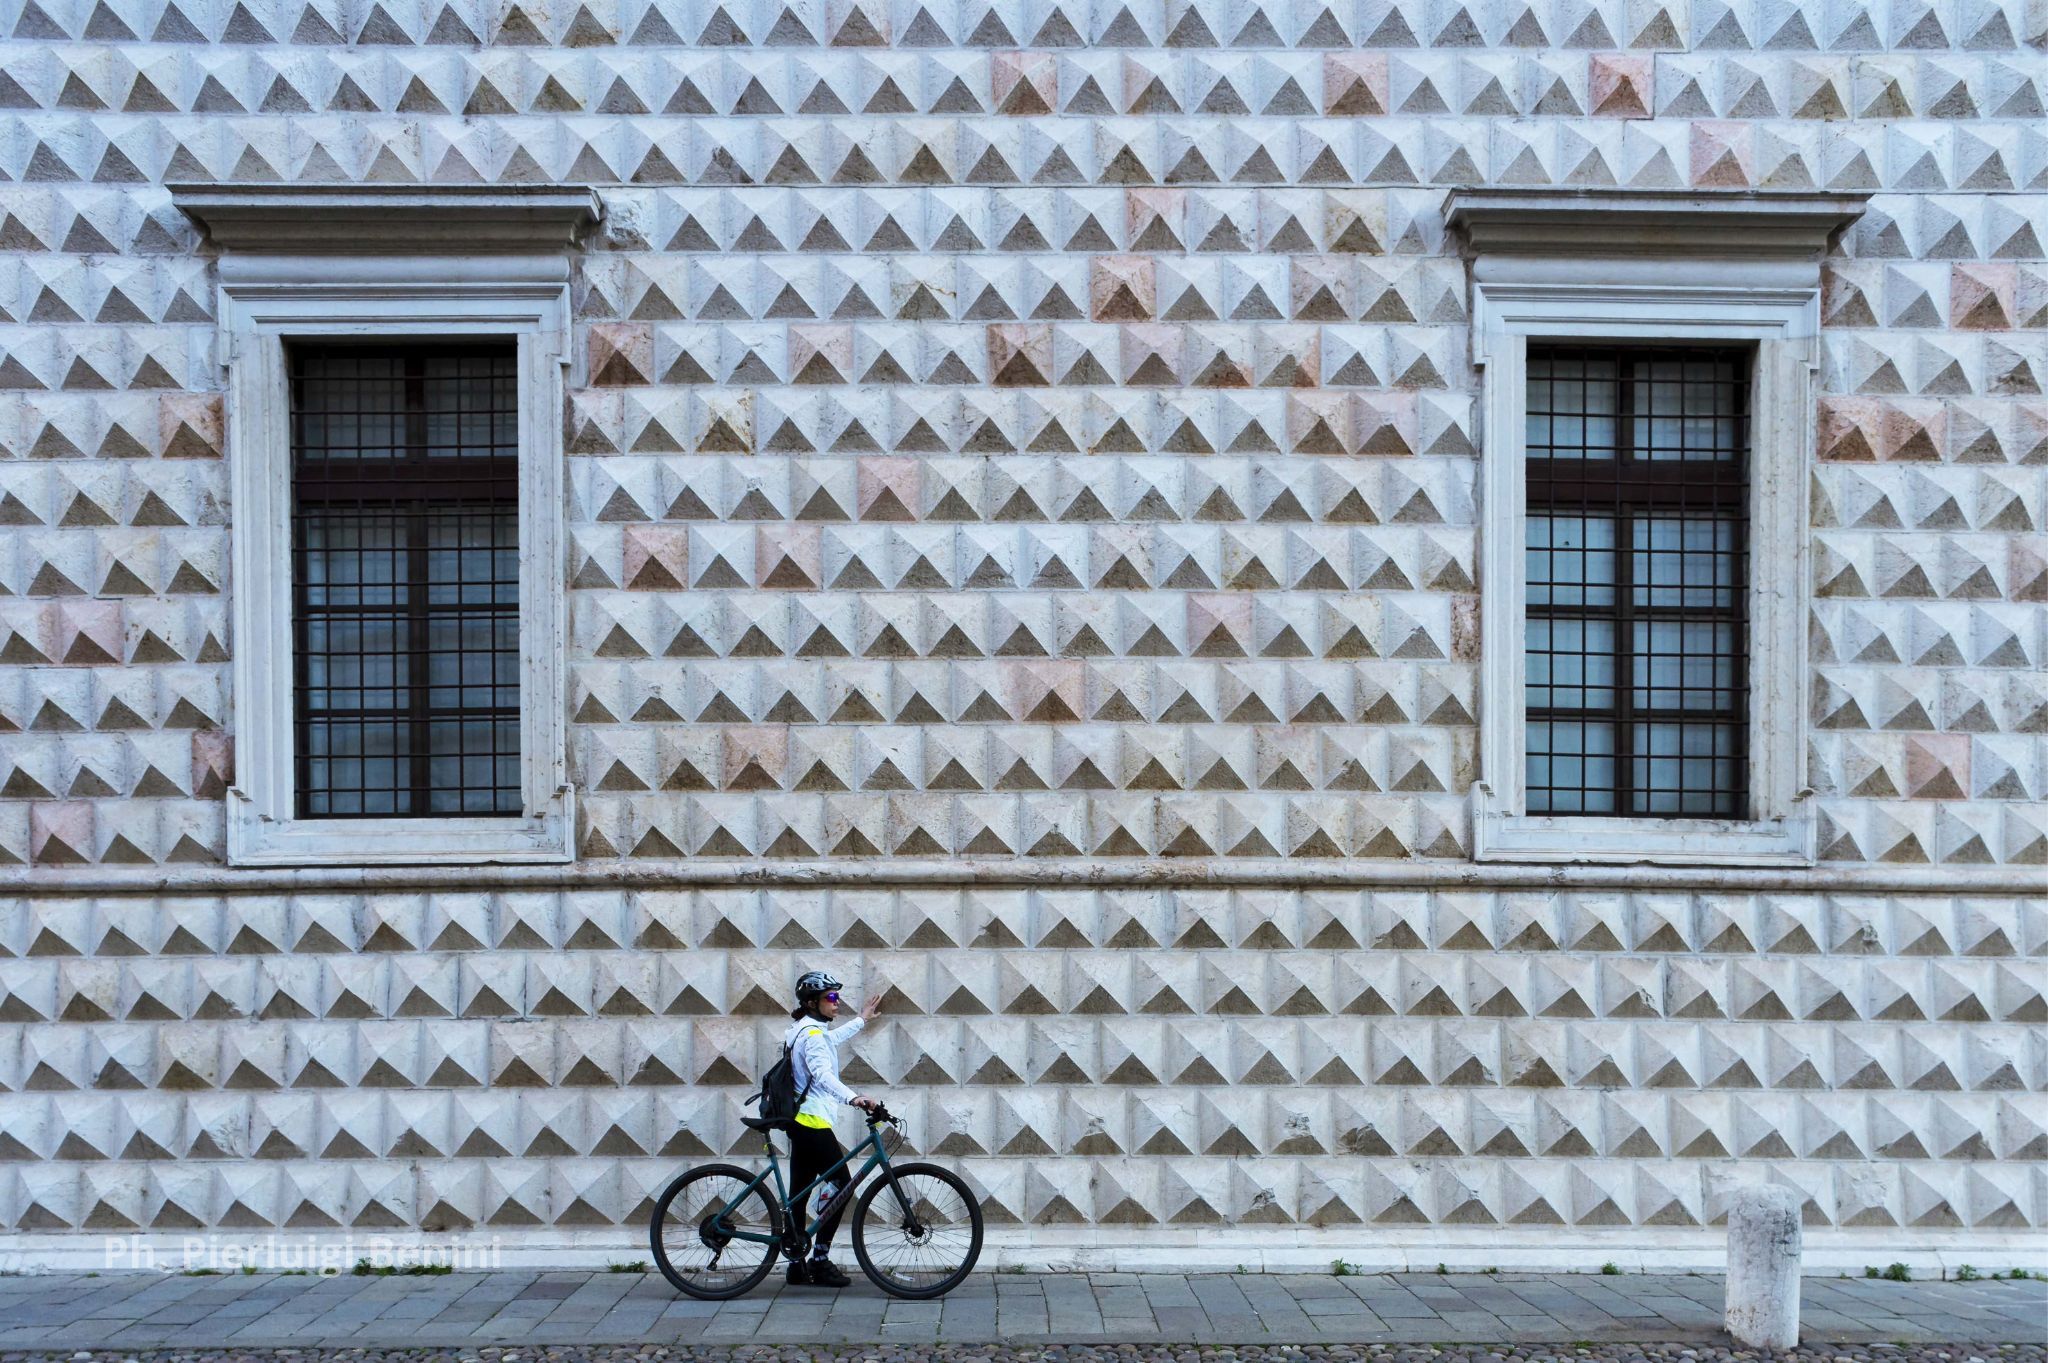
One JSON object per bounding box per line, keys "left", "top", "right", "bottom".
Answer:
{"left": 650, "top": 1163, "right": 783, "bottom": 1300}
{"left": 850, "top": 1161, "right": 983, "bottom": 1299}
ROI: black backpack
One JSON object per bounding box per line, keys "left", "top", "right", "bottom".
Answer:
{"left": 746, "top": 1038, "right": 812, "bottom": 1128}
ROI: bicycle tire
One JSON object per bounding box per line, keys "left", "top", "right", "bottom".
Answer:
{"left": 850, "top": 1161, "right": 983, "bottom": 1299}
{"left": 649, "top": 1163, "right": 784, "bottom": 1300}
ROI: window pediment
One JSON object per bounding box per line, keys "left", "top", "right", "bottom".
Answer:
{"left": 1444, "top": 188, "right": 1870, "bottom": 263}
{"left": 172, "top": 184, "right": 600, "bottom": 258}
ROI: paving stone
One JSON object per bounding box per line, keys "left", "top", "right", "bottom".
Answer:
{"left": 1, "top": 1271, "right": 2041, "bottom": 1348}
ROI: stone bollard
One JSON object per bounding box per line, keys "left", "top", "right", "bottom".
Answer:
{"left": 1726, "top": 1184, "right": 1802, "bottom": 1349}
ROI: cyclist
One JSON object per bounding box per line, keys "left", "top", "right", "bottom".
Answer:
{"left": 783, "top": 969, "right": 881, "bottom": 1288}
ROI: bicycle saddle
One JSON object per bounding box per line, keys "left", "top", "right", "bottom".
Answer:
{"left": 740, "top": 1115, "right": 784, "bottom": 1132}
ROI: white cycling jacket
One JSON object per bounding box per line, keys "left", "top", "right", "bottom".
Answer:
{"left": 784, "top": 1015, "right": 865, "bottom": 1128}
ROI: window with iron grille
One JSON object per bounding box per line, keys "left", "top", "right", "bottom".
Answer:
{"left": 289, "top": 343, "right": 522, "bottom": 818}
{"left": 1523, "top": 344, "right": 1751, "bottom": 819}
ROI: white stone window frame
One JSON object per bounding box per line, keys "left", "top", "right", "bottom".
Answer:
{"left": 177, "top": 187, "right": 596, "bottom": 866}
{"left": 1452, "top": 191, "right": 1865, "bottom": 868}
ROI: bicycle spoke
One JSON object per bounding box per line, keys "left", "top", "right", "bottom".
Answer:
{"left": 653, "top": 1167, "right": 779, "bottom": 1299}
{"left": 855, "top": 1168, "right": 979, "bottom": 1295}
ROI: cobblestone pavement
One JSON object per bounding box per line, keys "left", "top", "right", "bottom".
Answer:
{"left": 0, "top": 1271, "right": 2040, "bottom": 1348}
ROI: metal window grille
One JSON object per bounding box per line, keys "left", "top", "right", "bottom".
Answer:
{"left": 1523, "top": 344, "right": 1750, "bottom": 819}
{"left": 289, "top": 342, "right": 522, "bottom": 819}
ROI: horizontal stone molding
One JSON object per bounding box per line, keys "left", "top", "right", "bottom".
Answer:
{"left": 170, "top": 185, "right": 602, "bottom": 257}
{"left": 7, "top": 858, "right": 2046, "bottom": 899}
{"left": 1443, "top": 189, "right": 1872, "bottom": 260}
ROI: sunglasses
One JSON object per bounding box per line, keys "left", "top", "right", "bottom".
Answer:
{"left": 823, "top": 991, "right": 841, "bottom": 1003}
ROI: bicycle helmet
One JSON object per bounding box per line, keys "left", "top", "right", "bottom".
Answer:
{"left": 794, "top": 969, "right": 843, "bottom": 1004}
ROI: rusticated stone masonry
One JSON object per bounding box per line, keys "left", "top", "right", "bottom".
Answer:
{"left": 0, "top": 887, "right": 2040, "bottom": 1245}
{"left": 0, "top": 0, "right": 2042, "bottom": 1260}
{"left": 0, "top": 0, "right": 2038, "bottom": 867}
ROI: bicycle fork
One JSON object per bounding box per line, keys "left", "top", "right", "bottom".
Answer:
{"left": 873, "top": 1164, "right": 927, "bottom": 1238}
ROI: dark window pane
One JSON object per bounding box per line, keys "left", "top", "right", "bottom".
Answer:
{"left": 1631, "top": 722, "right": 1742, "bottom": 817}
{"left": 425, "top": 508, "right": 520, "bottom": 606}
{"left": 422, "top": 355, "right": 520, "bottom": 459}
{"left": 1633, "top": 621, "right": 1739, "bottom": 712}
{"left": 1523, "top": 344, "right": 1749, "bottom": 820}
{"left": 302, "top": 611, "right": 408, "bottom": 711}
{"left": 1525, "top": 353, "right": 1618, "bottom": 459}
{"left": 302, "top": 718, "right": 408, "bottom": 817}
{"left": 1526, "top": 721, "right": 1616, "bottom": 815}
{"left": 299, "top": 509, "right": 407, "bottom": 608}
{"left": 1528, "top": 514, "right": 1616, "bottom": 608}
{"left": 1527, "top": 619, "right": 1617, "bottom": 710}
{"left": 1633, "top": 516, "right": 1739, "bottom": 608}
{"left": 294, "top": 356, "right": 406, "bottom": 462}
{"left": 1629, "top": 352, "right": 1745, "bottom": 461}
{"left": 426, "top": 719, "right": 523, "bottom": 815}
{"left": 290, "top": 343, "right": 521, "bottom": 819}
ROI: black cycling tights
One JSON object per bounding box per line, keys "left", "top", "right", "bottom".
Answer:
{"left": 787, "top": 1122, "right": 848, "bottom": 1254}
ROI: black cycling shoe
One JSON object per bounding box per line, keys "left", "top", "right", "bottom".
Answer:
{"left": 785, "top": 1258, "right": 812, "bottom": 1286}
{"left": 804, "top": 1257, "right": 851, "bottom": 1288}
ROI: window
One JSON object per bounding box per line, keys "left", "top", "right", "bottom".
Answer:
{"left": 1524, "top": 345, "right": 1750, "bottom": 820}
{"left": 1447, "top": 188, "right": 1863, "bottom": 866}
{"left": 177, "top": 185, "right": 592, "bottom": 865}
{"left": 290, "top": 344, "right": 522, "bottom": 819}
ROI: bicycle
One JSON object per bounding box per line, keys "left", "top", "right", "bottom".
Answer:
{"left": 649, "top": 1101, "right": 983, "bottom": 1300}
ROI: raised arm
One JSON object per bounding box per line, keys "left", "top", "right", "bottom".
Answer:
{"left": 799, "top": 1025, "right": 860, "bottom": 1106}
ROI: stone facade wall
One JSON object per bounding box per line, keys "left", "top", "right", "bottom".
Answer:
{"left": 0, "top": 0, "right": 2044, "bottom": 1260}
{"left": 0, "top": 884, "right": 2042, "bottom": 1261}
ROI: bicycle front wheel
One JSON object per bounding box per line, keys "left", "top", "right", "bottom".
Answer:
{"left": 650, "top": 1163, "right": 783, "bottom": 1300}
{"left": 850, "top": 1161, "right": 983, "bottom": 1299}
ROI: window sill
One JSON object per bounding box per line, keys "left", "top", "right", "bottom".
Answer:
{"left": 1474, "top": 795, "right": 1815, "bottom": 867}
{"left": 225, "top": 787, "right": 576, "bottom": 866}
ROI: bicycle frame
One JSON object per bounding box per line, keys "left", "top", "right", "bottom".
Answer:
{"left": 712, "top": 1117, "right": 912, "bottom": 1251}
